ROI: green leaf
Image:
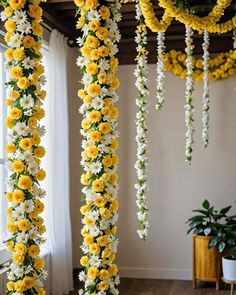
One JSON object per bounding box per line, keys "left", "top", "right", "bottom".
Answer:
{"left": 208, "top": 236, "right": 218, "bottom": 248}
{"left": 220, "top": 206, "right": 232, "bottom": 215}
{"left": 204, "top": 227, "right": 211, "bottom": 236}
{"left": 218, "top": 242, "right": 226, "bottom": 253}
{"left": 203, "top": 199, "right": 210, "bottom": 210}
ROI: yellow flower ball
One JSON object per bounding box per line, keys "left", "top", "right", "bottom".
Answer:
{"left": 17, "top": 77, "right": 30, "bottom": 89}
{"left": 34, "top": 146, "right": 46, "bottom": 158}
{"left": 5, "top": 48, "right": 14, "bottom": 60}
{"left": 99, "top": 122, "right": 111, "bottom": 134}
{"left": 80, "top": 256, "right": 89, "bottom": 267}
{"left": 7, "top": 281, "right": 15, "bottom": 291}
{"left": 28, "top": 244, "right": 40, "bottom": 257}
{"left": 5, "top": 143, "right": 16, "bottom": 153}
{"left": 35, "top": 169, "right": 46, "bottom": 181}
{"left": 34, "top": 199, "right": 44, "bottom": 214}
{"left": 98, "top": 281, "right": 109, "bottom": 291}
{"left": 4, "top": 18, "right": 16, "bottom": 33}
{"left": 87, "top": 266, "right": 99, "bottom": 281}
{"left": 34, "top": 258, "right": 45, "bottom": 270}
{"left": 9, "top": 107, "right": 22, "bottom": 120}
{"left": 12, "top": 160, "right": 25, "bottom": 173}
{"left": 87, "top": 83, "right": 101, "bottom": 96}
{"left": 13, "top": 48, "right": 25, "bottom": 61}
{"left": 9, "top": 0, "right": 25, "bottom": 10}
{"left": 99, "top": 6, "right": 110, "bottom": 20}
{"left": 86, "top": 146, "right": 98, "bottom": 159}
{"left": 18, "top": 219, "right": 31, "bottom": 231}
{"left": 18, "top": 175, "right": 32, "bottom": 190}
{"left": 12, "top": 190, "right": 25, "bottom": 203}
{"left": 19, "top": 138, "right": 32, "bottom": 151}
{"left": 92, "top": 179, "right": 105, "bottom": 192}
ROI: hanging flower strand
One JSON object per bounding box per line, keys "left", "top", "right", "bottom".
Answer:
{"left": 134, "top": 1, "right": 150, "bottom": 240}
{"left": 202, "top": 29, "right": 210, "bottom": 148}
{"left": 1, "top": 0, "right": 48, "bottom": 294}
{"left": 156, "top": 31, "right": 166, "bottom": 110}
{"left": 185, "top": 25, "right": 195, "bottom": 163}
{"left": 75, "top": 0, "right": 121, "bottom": 294}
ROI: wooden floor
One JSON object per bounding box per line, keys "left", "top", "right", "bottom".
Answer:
{"left": 71, "top": 278, "right": 232, "bottom": 295}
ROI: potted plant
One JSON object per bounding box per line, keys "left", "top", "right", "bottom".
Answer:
{"left": 187, "top": 199, "right": 233, "bottom": 290}
{"left": 208, "top": 215, "right": 236, "bottom": 281}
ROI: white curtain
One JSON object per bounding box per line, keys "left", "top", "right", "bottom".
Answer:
{"left": 46, "top": 29, "right": 73, "bottom": 295}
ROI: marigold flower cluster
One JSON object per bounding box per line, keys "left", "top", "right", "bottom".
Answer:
{"left": 0, "top": 0, "right": 47, "bottom": 294}
{"left": 75, "top": 0, "right": 121, "bottom": 293}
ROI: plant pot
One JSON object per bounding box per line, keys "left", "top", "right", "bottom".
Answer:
{"left": 222, "top": 256, "right": 236, "bottom": 281}
{"left": 192, "top": 235, "right": 222, "bottom": 290}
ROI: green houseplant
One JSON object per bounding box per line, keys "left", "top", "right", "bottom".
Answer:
{"left": 187, "top": 199, "right": 235, "bottom": 290}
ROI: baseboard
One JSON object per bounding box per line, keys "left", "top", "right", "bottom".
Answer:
{"left": 74, "top": 267, "right": 192, "bottom": 281}
{"left": 119, "top": 267, "right": 192, "bottom": 280}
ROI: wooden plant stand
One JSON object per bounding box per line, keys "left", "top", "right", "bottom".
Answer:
{"left": 222, "top": 277, "right": 236, "bottom": 295}
{"left": 192, "top": 235, "right": 222, "bottom": 290}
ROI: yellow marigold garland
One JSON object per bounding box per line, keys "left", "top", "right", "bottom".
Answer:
{"left": 75, "top": 0, "right": 121, "bottom": 293}
{"left": 139, "top": 0, "right": 172, "bottom": 32}
{"left": 164, "top": 49, "right": 236, "bottom": 82}
{"left": 158, "top": 0, "right": 232, "bottom": 33}
{"left": 1, "top": 0, "right": 47, "bottom": 294}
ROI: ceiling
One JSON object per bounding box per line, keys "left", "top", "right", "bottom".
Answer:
{"left": 42, "top": 0, "right": 236, "bottom": 64}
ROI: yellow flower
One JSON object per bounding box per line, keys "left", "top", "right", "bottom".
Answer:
{"left": 15, "top": 243, "right": 27, "bottom": 254}
{"left": 85, "top": 0, "right": 98, "bottom": 9}
{"left": 20, "top": 138, "right": 32, "bottom": 150}
{"left": 23, "top": 35, "right": 36, "bottom": 48}
{"left": 87, "top": 83, "right": 101, "bottom": 96}
{"left": 4, "top": 18, "right": 16, "bottom": 33}
{"left": 87, "top": 267, "right": 99, "bottom": 280}
{"left": 4, "top": 7, "right": 13, "bottom": 17}
{"left": 109, "top": 264, "right": 118, "bottom": 276}
{"left": 97, "top": 235, "right": 108, "bottom": 247}
{"left": 84, "top": 234, "right": 94, "bottom": 245}
{"left": 80, "top": 256, "right": 89, "bottom": 266}
{"left": 18, "top": 175, "right": 32, "bottom": 190}
{"left": 28, "top": 4, "right": 43, "bottom": 20}
{"left": 89, "top": 243, "right": 100, "bottom": 255}
{"left": 7, "top": 281, "right": 15, "bottom": 291}
{"left": 35, "top": 169, "right": 46, "bottom": 181}
{"left": 85, "top": 35, "right": 100, "bottom": 49}
{"left": 96, "top": 27, "right": 109, "bottom": 40}
{"left": 99, "top": 6, "right": 110, "bottom": 20}
{"left": 92, "top": 179, "right": 105, "bottom": 192}
{"left": 34, "top": 199, "right": 44, "bottom": 214}
{"left": 5, "top": 143, "right": 16, "bottom": 153}
{"left": 34, "top": 146, "right": 46, "bottom": 158}
{"left": 34, "top": 258, "right": 45, "bottom": 270}
{"left": 86, "top": 146, "right": 98, "bottom": 159}
{"left": 89, "top": 130, "right": 101, "bottom": 142}
{"left": 102, "top": 155, "right": 113, "bottom": 167}
{"left": 7, "top": 221, "right": 18, "bottom": 233}
{"left": 18, "top": 219, "right": 31, "bottom": 231}
{"left": 9, "top": 0, "right": 25, "bottom": 10}
{"left": 28, "top": 244, "right": 40, "bottom": 257}
{"left": 12, "top": 190, "right": 25, "bottom": 203}
{"left": 110, "top": 199, "right": 119, "bottom": 212}
{"left": 74, "top": 0, "right": 84, "bottom": 7}
{"left": 98, "top": 281, "right": 109, "bottom": 291}
{"left": 14, "top": 280, "right": 26, "bottom": 293}
{"left": 12, "top": 160, "right": 25, "bottom": 173}
{"left": 6, "top": 192, "right": 13, "bottom": 202}
{"left": 13, "top": 48, "right": 25, "bottom": 61}
{"left": 89, "top": 20, "right": 100, "bottom": 31}
{"left": 31, "top": 133, "right": 41, "bottom": 145}
{"left": 17, "top": 77, "right": 30, "bottom": 89}
{"left": 9, "top": 107, "right": 22, "bottom": 120}
{"left": 99, "top": 122, "right": 111, "bottom": 134}
{"left": 95, "top": 196, "right": 106, "bottom": 207}
{"left": 5, "top": 48, "right": 14, "bottom": 60}
{"left": 84, "top": 216, "right": 95, "bottom": 226}
{"left": 89, "top": 110, "right": 101, "bottom": 123}
{"left": 99, "top": 269, "right": 110, "bottom": 280}
{"left": 86, "top": 62, "right": 98, "bottom": 75}
{"left": 10, "top": 66, "right": 23, "bottom": 79}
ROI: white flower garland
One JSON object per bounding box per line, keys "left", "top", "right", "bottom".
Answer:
{"left": 134, "top": 1, "right": 150, "bottom": 240}
{"left": 202, "top": 29, "right": 210, "bottom": 148}
{"left": 184, "top": 25, "right": 195, "bottom": 163}
{"left": 156, "top": 31, "right": 166, "bottom": 110}
{"left": 75, "top": 0, "right": 121, "bottom": 294}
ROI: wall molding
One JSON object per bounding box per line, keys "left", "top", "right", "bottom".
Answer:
{"left": 119, "top": 266, "right": 192, "bottom": 281}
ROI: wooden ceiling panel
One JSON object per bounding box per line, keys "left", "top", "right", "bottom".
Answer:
{"left": 42, "top": 1, "right": 236, "bottom": 64}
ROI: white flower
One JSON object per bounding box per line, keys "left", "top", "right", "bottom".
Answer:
{"left": 89, "top": 162, "right": 102, "bottom": 174}
{"left": 14, "top": 266, "right": 25, "bottom": 278}
{"left": 20, "top": 200, "right": 34, "bottom": 213}
{"left": 20, "top": 94, "right": 34, "bottom": 109}
{"left": 16, "top": 232, "right": 29, "bottom": 244}
{"left": 78, "top": 271, "right": 87, "bottom": 282}
{"left": 89, "top": 255, "right": 101, "bottom": 267}
{"left": 12, "top": 10, "right": 28, "bottom": 25}
{"left": 22, "top": 57, "right": 35, "bottom": 69}
{"left": 91, "top": 97, "right": 104, "bottom": 110}
{"left": 12, "top": 206, "right": 25, "bottom": 220}
{"left": 9, "top": 33, "right": 23, "bottom": 48}
{"left": 17, "top": 22, "right": 32, "bottom": 34}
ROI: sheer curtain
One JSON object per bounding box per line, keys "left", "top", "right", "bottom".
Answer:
{"left": 46, "top": 29, "right": 73, "bottom": 295}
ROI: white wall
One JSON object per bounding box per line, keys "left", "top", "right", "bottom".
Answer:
{"left": 68, "top": 59, "right": 236, "bottom": 279}
{"left": 116, "top": 65, "right": 236, "bottom": 280}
